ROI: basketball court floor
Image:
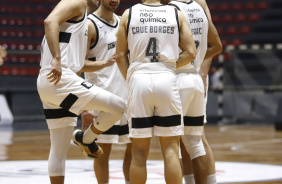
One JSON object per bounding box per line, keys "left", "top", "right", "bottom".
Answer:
{"left": 1, "top": 124, "right": 282, "bottom": 184}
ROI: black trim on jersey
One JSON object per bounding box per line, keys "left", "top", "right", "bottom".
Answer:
{"left": 44, "top": 109, "right": 77, "bottom": 119}
{"left": 88, "top": 57, "right": 96, "bottom": 61}
{"left": 168, "top": 3, "right": 181, "bottom": 10}
{"left": 127, "top": 7, "right": 132, "bottom": 37}
{"left": 66, "top": 10, "right": 86, "bottom": 23}
{"left": 140, "top": 3, "right": 166, "bottom": 7}
{"left": 184, "top": 116, "right": 204, "bottom": 126}
{"left": 59, "top": 32, "right": 72, "bottom": 43}
{"left": 88, "top": 17, "right": 99, "bottom": 49}
{"left": 175, "top": 8, "right": 180, "bottom": 34}
{"left": 178, "top": 0, "right": 193, "bottom": 5}
{"left": 154, "top": 115, "right": 181, "bottom": 127}
{"left": 132, "top": 117, "right": 154, "bottom": 128}
{"left": 102, "top": 124, "right": 129, "bottom": 135}
{"left": 92, "top": 13, "right": 118, "bottom": 28}
{"left": 59, "top": 93, "right": 78, "bottom": 110}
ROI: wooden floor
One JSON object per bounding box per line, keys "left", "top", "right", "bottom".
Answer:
{"left": 1, "top": 124, "right": 282, "bottom": 184}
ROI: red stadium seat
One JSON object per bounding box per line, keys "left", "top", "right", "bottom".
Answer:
{"left": 257, "top": 1, "right": 269, "bottom": 10}
{"left": 223, "top": 52, "right": 233, "bottom": 61}
{"left": 219, "top": 3, "right": 231, "bottom": 11}
{"left": 221, "top": 39, "right": 229, "bottom": 47}
{"left": 0, "top": 66, "right": 11, "bottom": 75}
{"left": 10, "top": 67, "right": 19, "bottom": 76}
{"left": 222, "top": 14, "right": 234, "bottom": 23}
{"left": 216, "top": 27, "right": 225, "bottom": 35}
{"left": 244, "top": 2, "right": 256, "bottom": 11}
{"left": 1, "top": 29, "right": 8, "bottom": 37}
{"left": 239, "top": 26, "right": 251, "bottom": 35}
{"left": 24, "top": 18, "right": 33, "bottom": 26}
{"left": 208, "top": 4, "right": 217, "bottom": 11}
{"left": 212, "top": 15, "right": 221, "bottom": 24}
{"left": 36, "top": 6, "right": 47, "bottom": 14}
{"left": 9, "top": 54, "right": 18, "bottom": 63}
{"left": 18, "top": 67, "right": 28, "bottom": 76}
{"left": 35, "top": 29, "right": 45, "bottom": 38}
{"left": 231, "top": 39, "right": 243, "bottom": 46}
{"left": 249, "top": 13, "right": 260, "bottom": 22}
{"left": 232, "top": 3, "right": 243, "bottom": 11}
{"left": 226, "top": 27, "right": 238, "bottom": 35}
{"left": 235, "top": 14, "right": 247, "bottom": 22}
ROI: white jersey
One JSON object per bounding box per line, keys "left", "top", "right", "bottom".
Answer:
{"left": 127, "top": 3, "right": 180, "bottom": 65}
{"left": 40, "top": 9, "right": 88, "bottom": 73}
{"left": 170, "top": 0, "right": 208, "bottom": 72}
{"left": 85, "top": 13, "right": 127, "bottom": 100}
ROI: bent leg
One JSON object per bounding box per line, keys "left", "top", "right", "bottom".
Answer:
{"left": 159, "top": 136, "right": 182, "bottom": 184}
{"left": 49, "top": 126, "right": 74, "bottom": 184}
{"left": 94, "top": 143, "right": 112, "bottom": 184}
{"left": 130, "top": 138, "right": 151, "bottom": 184}
{"left": 82, "top": 90, "right": 126, "bottom": 143}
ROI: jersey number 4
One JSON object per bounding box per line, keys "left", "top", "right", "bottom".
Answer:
{"left": 146, "top": 37, "right": 159, "bottom": 62}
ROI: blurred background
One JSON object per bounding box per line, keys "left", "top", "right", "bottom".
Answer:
{"left": 1, "top": 0, "right": 282, "bottom": 129}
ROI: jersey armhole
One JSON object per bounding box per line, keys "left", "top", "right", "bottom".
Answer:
{"left": 126, "top": 7, "right": 132, "bottom": 37}
{"left": 175, "top": 8, "right": 180, "bottom": 34}
{"left": 169, "top": 3, "right": 181, "bottom": 10}
{"left": 88, "top": 18, "right": 99, "bottom": 49}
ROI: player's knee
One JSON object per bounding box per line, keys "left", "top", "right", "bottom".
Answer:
{"left": 48, "top": 155, "right": 66, "bottom": 176}
{"left": 110, "top": 95, "right": 126, "bottom": 115}
{"left": 182, "top": 135, "right": 206, "bottom": 160}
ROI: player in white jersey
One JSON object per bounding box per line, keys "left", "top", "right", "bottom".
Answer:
{"left": 78, "top": 0, "right": 132, "bottom": 183}
{"left": 169, "top": 0, "right": 222, "bottom": 183}
{"left": 116, "top": 0, "right": 197, "bottom": 183}
{"left": 36, "top": 0, "right": 127, "bottom": 183}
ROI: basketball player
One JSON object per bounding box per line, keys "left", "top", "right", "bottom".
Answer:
{"left": 0, "top": 45, "right": 7, "bottom": 66}
{"left": 37, "top": 0, "right": 127, "bottom": 183}
{"left": 116, "top": 0, "right": 197, "bottom": 183}
{"left": 79, "top": 0, "right": 132, "bottom": 183}
{"left": 169, "top": 0, "right": 222, "bottom": 183}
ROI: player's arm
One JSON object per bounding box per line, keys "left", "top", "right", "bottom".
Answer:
{"left": 44, "top": 0, "right": 85, "bottom": 84}
{"left": 80, "top": 19, "right": 115, "bottom": 72}
{"left": 176, "top": 11, "right": 197, "bottom": 68}
{"left": 195, "top": 0, "right": 223, "bottom": 80}
{"left": 116, "top": 9, "right": 130, "bottom": 80}
{"left": 0, "top": 45, "right": 7, "bottom": 66}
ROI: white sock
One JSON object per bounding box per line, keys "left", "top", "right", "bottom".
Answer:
{"left": 125, "top": 181, "right": 130, "bottom": 184}
{"left": 183, "top": 174, "right": 195, "bottom": 184}
{"left": 207, "top": 174, "right": 217, "bottom": 184}
{"left": 82, "top": 123, "right": 98, "bottom": 144}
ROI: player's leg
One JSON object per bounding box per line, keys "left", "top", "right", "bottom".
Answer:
{"left": 180, "top": 138, "right": 195, "bottom": 184}
{"left": 93, "top": 143, "right": 112, "bottom": 184}
{"left": 123, "top": 143, "right": 132, "bottom": 183}
{"left": 48, "top": 126, "right": 74, "bottom": 184}
{"left": 202, "top": 127, "right": 217, "bottom": 183}
{"left": 130, "top": 138, "right": 151, "bottom": 184}
{"left": 81, "top": 88, "right": 126, "bottom": 143}
{"left": 73, "top": 88, "right": 126, "bottom": 157}
{"left": 159, "top": 136, "right": 182, "bottom": 184}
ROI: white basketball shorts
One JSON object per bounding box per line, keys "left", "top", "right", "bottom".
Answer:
{"left": 177, "top": 72, "right": 205, "bottom": 135}
{"left": 127, "top": 70, "right": 183, "bottom": 138}
{"left": 37, "top": 68, "right": 101, "bottom": 129}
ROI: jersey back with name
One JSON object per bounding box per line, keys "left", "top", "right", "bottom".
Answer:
{"left": 170, "top": 0, "right": 208, "bottom": 71}
{"left": 85, "top": 14, "right": 127, "bottom": 99}
{"left": 127, "top": 4, "right": 180, "bottom": 64}
{"left": 40, "top": 9, "right": 88, "bottom": 73}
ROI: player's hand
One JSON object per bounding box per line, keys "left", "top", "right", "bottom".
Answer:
{"left": 201, "top": 75, "right": 207, "bottom": 97}
{"left": 105, "top": 53, "right": 116, "bottom": 67}
{"left": 81, "top": 111, "right": 96, "bottom": 132}
{"left": 47, "top": 57, "right": 62, "bottom": 85}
